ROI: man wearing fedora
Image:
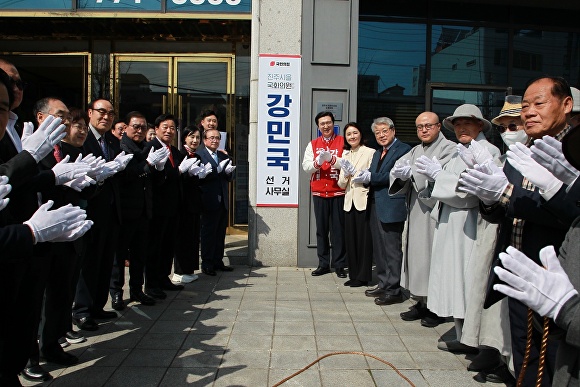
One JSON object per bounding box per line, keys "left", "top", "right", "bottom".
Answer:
{"left": 460, "top": 76, "right": 577, "bottom": 386}
{"left": 492, "top": 95, "right": 528, "bottom": 158}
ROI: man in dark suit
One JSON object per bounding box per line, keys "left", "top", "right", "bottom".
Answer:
{"left": 356, "top": 117, "right": 411, "bottom": 305}
{"left": 72, "top": 98, "right": 123, "bottom": 331}
{"left": 198, "top": 128, "right": 235, "bottom": 276}
{"left": 143, "top": 114, "right": 187, "bottom": 299}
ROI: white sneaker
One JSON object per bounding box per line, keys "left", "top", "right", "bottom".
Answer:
{"left": 172, "top": 273, "right": 198, "bottom": 284}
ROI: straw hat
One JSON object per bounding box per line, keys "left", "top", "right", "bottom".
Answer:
{"left": 571, "top": 87, "right": 580, "bottom": 114}
{"left": 442, "top": 104, "right": 492, "bottom": 132}
{"left": 491, "top": 95, "right": 522, "bottom": 125}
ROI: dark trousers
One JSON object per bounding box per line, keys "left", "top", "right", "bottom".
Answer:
{"left": 110, "top": 216, "right": 149, "bottom": 296}
{"left": 509, "top": 298, "right": 558, "bottom": 386}
{"left": 312, "top": 195, "right": 346, "bottom": 269}
{"left": 200, "top": 206, "right": 228, "bottom": 271}
{"left": 24, "top": 256, "right": 51, "bottom": 368}
{"left": 145, "top": 215, "right": 176, "bottom": 289}
{"left": 174, "top": 210, "right": 200, "bottom": 275}
{"left": 38, "top": 243, "right": 81, "bottom": 358}
{"left": 369, "top": 200, "right": 403, "bottom": 295}
{"left": 73, "top": 205, "right": 119, "bottom": 319}
{"left": 344, "top": 208, "right": 373, "bottom": 282}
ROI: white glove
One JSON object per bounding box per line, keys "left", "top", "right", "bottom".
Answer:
{"left": 21, "top": 117, "right": 67, "bottom": 163}
{"left": 392, "top": 159, "right": 412, "bottom": 180}
{"left": 94, "top": 165, "right": 118, "bottom": 183}
{"left": 51, "top": 155, "right": 91, "bottom": 186}
{"left": 178, "top": 157, "right": 199, "bottom": 174}
{"left": 217, "top": 159, "right": 230, "bottom": 173}
{"left": 0, "top": 176, "right": 11, "bottom": 211}
{"left": 494, "top": 246, "right": 578, "bottom": 320}
{"left": 415, "top": 155, "right": 442, "bottom": 182}
{"left": 458, "top": 160, "right": 509, "bottom": 205}
{"left": 51, "top": 220, "right": 94, "bottom": 242}
{"left": 531, "top": 135, "right": 580, "bottom": 186}
{"left": 78, "top": 154, "right": 106, "bottom": 179}
{"left": 224, "top": 163, "right": 236, "bottom": 175}
{"left": 339, "top": 159, "right": 357, "bottom": 177}
{"left": 187, "top": 160, "right": 204, "bottom": 176}
{"left": 146, "top": 146, "right": 170, "bottom": 171}
{"left": 197, "top": 163, "right": 212, "bottom": 179}
{"left": 63, "top": 175, "right": 96, "bottom": 192}
{"left": 352, "top": 169, "right": 371, "bottom": 184}
{"left": 457, "top": 140, "right": 493, "bottom": 169}
{"left": 507, "top": 143, "right": 562, "bottom": 195}
{"left": 23, "top": 201, "right": 87, "bottom": 243}
{"left": 315, "top": 150, "right": 332, "bottom": 165}
{"left": 113, "top": 151, "right": 134, "bottom": 172}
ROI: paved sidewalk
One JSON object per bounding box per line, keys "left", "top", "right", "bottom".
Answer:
{"left": 21, "top": 266, "right": 504, "bottom": 387}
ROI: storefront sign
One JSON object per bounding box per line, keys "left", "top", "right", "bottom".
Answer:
{"left": 257, "top": 54, "right": 301, "bottom": 207}
{"left": 0, "top": 0, "right": 250, "bottom": 13}
{"left": 316, "top": 102, "right": 343, "bottom": 121}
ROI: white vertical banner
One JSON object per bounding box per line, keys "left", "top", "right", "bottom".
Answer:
{"left": 256, "top": 54, "right": 301, "bottom": 207}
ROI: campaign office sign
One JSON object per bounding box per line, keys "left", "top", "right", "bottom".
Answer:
{"left": 257, "top": 54, "right": 301, "bottom": 207}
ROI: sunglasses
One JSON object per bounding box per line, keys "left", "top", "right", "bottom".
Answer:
{"left": 497, "top": 123, "right": 518, "bottom": 133}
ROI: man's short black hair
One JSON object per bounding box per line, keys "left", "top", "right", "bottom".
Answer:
{"left": 315, "top": 111, "right": 335, "bottom": 126}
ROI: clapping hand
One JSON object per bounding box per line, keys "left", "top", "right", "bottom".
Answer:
{"left": 352, "top": 169, "right": 371, "bottom": 184}
{"left": 458, "top": 160, "right": 508, "bottom": 205}
{"left": 415, "top": 155, "right": 441, "bottom": 182}
{"left": 531, "top": 135, "right": 580, "bottom": 186}
{"left": 392, "top": 159, "right": 411, "bottom": 180}
{"left": 339, "top": 159, "right": 357, "bottom": 177}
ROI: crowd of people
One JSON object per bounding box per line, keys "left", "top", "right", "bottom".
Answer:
{"left": 0, "top": 58, "right": 237, "bottom": 385}
{"left": 303, "top": 76, "right": 579, "bottom": 386}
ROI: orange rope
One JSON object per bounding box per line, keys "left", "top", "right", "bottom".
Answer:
{"left": 535, "top": 317, "right": 550, "bottom": 387}
{"left": 516, "top": 308, "right": 534, "bottom": 387}
{"left": 272, "top": 351, "right": 416, "bottom": 387}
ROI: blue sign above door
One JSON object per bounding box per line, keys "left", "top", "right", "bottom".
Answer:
{"left": 0, "top": 0, "right": 251, "bottom": 13}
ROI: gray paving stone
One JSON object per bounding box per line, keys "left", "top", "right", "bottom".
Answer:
{"left": 231, "top": 320, "right": 274, "bottom": 335}
{"left": 222, "top": 349, "right": 271, "bottom": 368}
{"left": 170, "top": 348, "right": 224, "bottom": 368}
{"left": 213, "top": 367, "right": 269, "bottom": 387}
{"left": 272, "top": 335, "right": 317, "bottom": 351}
{"left": 159, "top": 368, "right": 217, "bottom": 386}
{"left": 269, "top": 368, "right": 321, "bottom": 386}
{"left": 104, "top": 366, "right": 166, "bottom": 387}
{"left": 274, "top": 321, "right": 315, "bottom": 335}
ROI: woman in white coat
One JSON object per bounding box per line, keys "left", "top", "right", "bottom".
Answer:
{"left": 338, "top": 122, "right": 376, "bottom": 287}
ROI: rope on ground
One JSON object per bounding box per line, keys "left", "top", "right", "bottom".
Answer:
{"left": 272, "top": 351, "right": 416, "bottom": 387}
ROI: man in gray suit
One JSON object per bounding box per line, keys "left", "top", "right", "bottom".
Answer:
{"left": 354, "top": 117, "right": 411, "bottom": 305}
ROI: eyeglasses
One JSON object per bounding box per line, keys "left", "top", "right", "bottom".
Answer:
{"left": 9, "top": 77, "right": 27, "bottom": 91}
{"left": 91, "top": 108, "right": 115, "bottom": 117}
{"left": 130, "top": 124, "right": 147, "bottom": 131}
{"left": 416, "top": 123, "right": 439, "bottom": 131}
{"left": 375, "top": 128, "right": 392, "bottom": 136}
{"left": 205, "top": 136, "right": 221, "bottom": 141}
{"left": 497, "top": 123, "right": 518, "bottom": 133}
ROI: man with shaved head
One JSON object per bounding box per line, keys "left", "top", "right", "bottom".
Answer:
{"left": 389, "top": 112, "right": 456, "bottom": 327}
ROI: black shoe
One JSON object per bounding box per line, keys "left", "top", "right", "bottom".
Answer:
{"left": 343, "top": 280, "right": 352, "bottom": 286}
{"left": 93, "top": 310, "right": 118, "bottom": 319}
{"left": 65, "top": 330, "right": 86, "bottom": 344}
{"left": 311, "top": 267, "right": 331, "bottom": 276}
{"left": 217, "top": 265, "right": 234, "bottom": 272}
{"left": 160, "top": 280, "right": 184, "bottom": 291}
{"left": 145, "top": 287, "right": 167, "bottom": 299}
{"left": 21, "top": 365, "right": 52, "bottom": 382}
{"left": 349, "top": 280, "right": 368, "bottom": 287}
{"left": 484, "top": 363, "right": 515, "bottom": 384}
{"left": 130, "top": 290, "right": 156, "bottom": 306}
{"left": 335, "top": 268, "right": 347, "bottom": 278}
{"left": 420, "top": 310, "right": 445, "bottom": 328}
{"left": 73, "top": 316, "right": 99, "bottom": 331}
{"left": 42, "top": 349, "right": 79, "bottom": 366}
{"left": 374, "top": 294, "right": 404, "bottom": 305}
{"left": 400, "top": 303, "right": 427, "bottom": 321}
{"left": 467, "top": 348, "right": 501, "bottom": 372}
{"left": 111, "top": 293, "right": 125, "bottom": 311}
{"left": 365, "top": 286, "right": 386, "bottom": 297}
{"left": 202, "top": 267, "right": 217, "bottom": 276}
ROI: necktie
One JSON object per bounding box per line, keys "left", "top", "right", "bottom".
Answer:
{"left": 167, "top": 145, "right": 175, "bottom": 167}
{"left": 212, "top": 152, "right": 219, "bottom": 164}
{"left": 99, "top": 137, "right": 109, "bottom": 161}
{"left": 53, "top": 144, "right": 63, "bottom": 163}
{"left": 380, "top": 147, "right": 388, "bottom": 160}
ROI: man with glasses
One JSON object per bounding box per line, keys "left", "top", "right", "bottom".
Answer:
{"left": 72, "top": 99, "right": 123, "bottom": 331}
{"left": 302, "top": 111, "right": 347, "bottom": 278}
{"left": 109, "top": 111, "right": 159, "bottom": 310}
{"left": 389, "top": 112, "right": 455, "bottom": 326}
{"left": 198, "top": 128, "right": 236, "bottom": 276}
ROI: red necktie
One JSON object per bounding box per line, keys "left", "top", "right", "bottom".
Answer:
{"left": 380, "top": 147, "right": 388, "bottom": 160}
{"left": 53, "top": 144, "right": 63, "bottom": 163}
{"left": 167, "top": 145, "right": 175, "bottom": 167}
